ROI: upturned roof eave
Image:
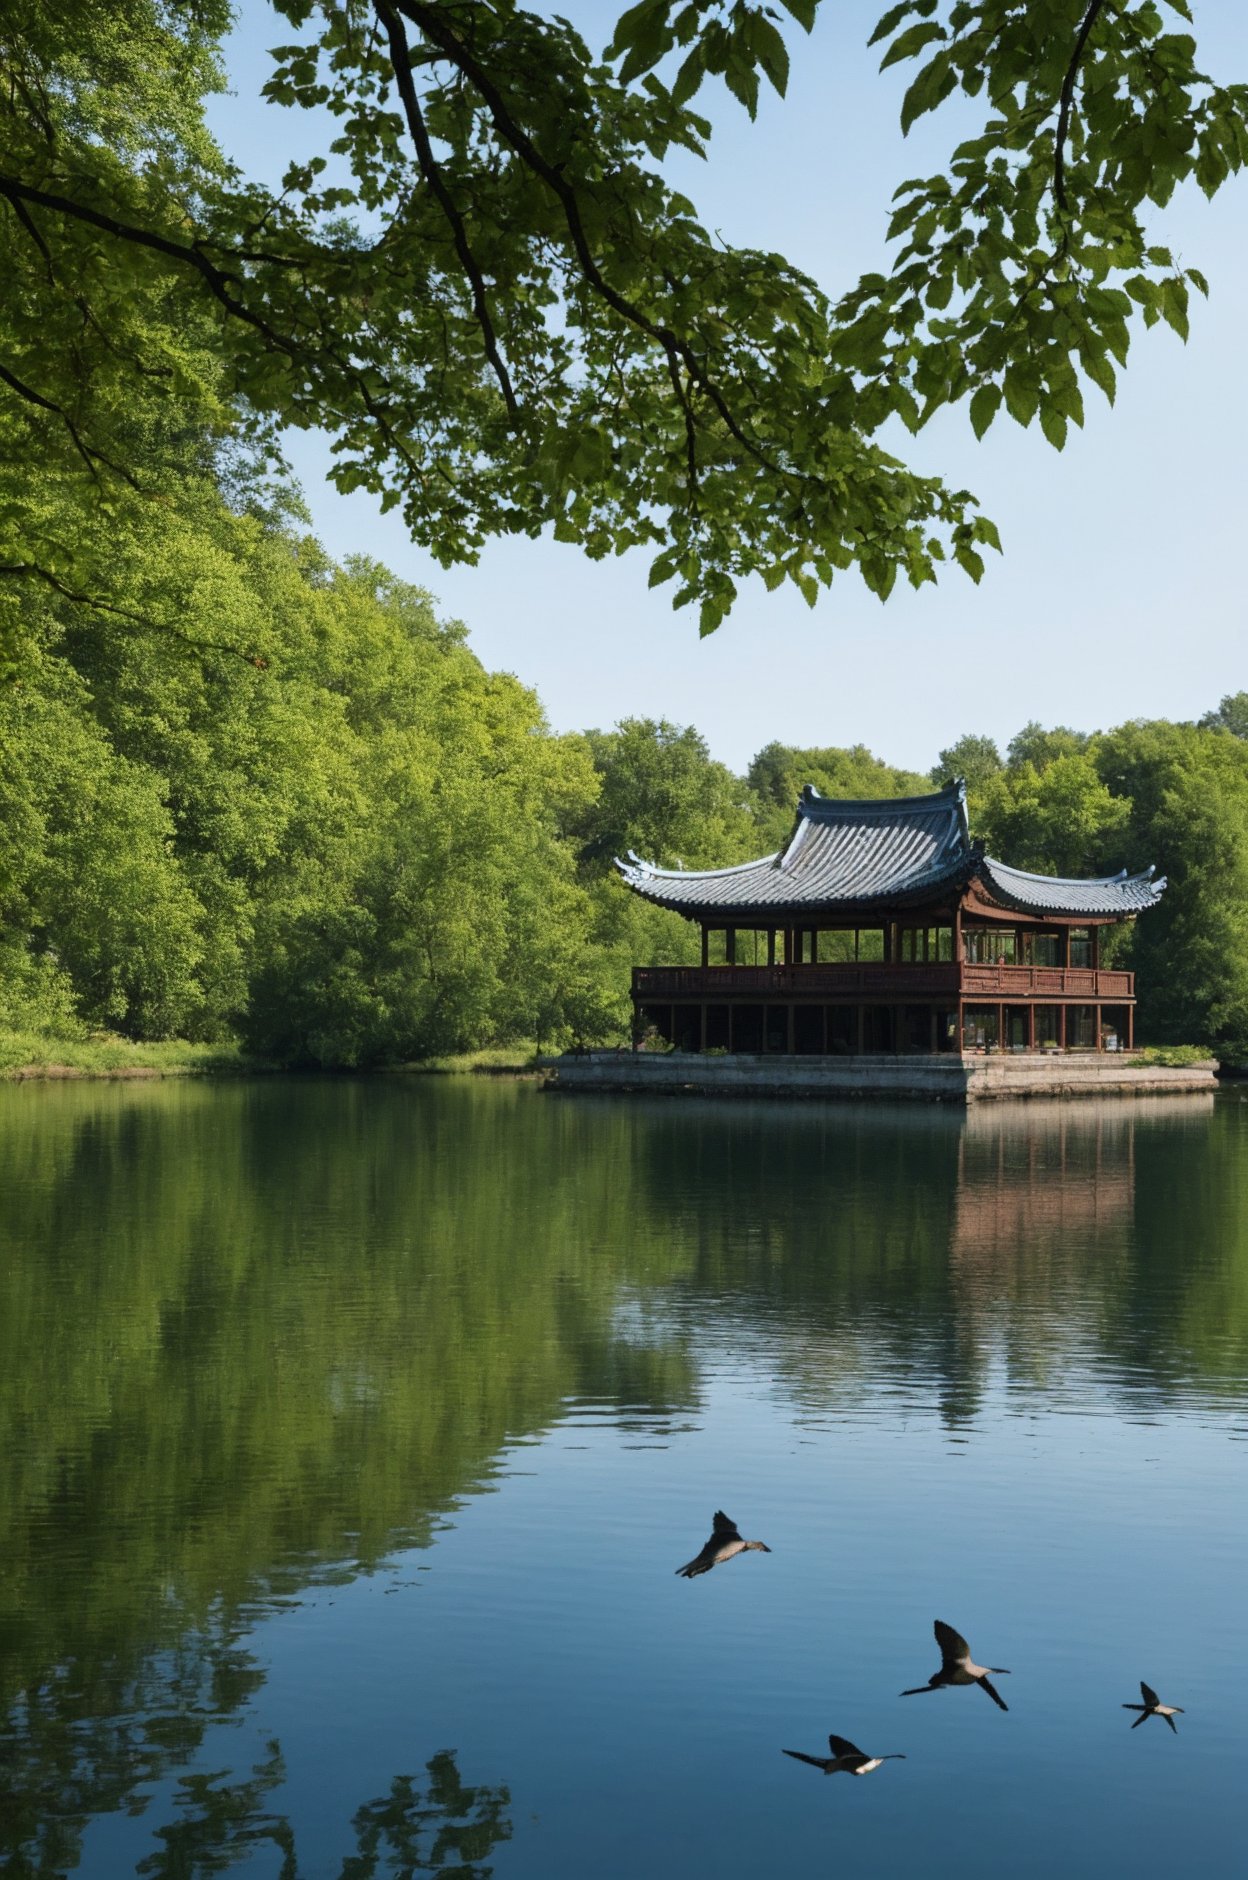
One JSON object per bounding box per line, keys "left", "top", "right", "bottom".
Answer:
{"left": 975, "top": 856, "right": 1167, "bottom": 919}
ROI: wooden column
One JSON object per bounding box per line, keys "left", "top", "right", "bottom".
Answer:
{"left": 997, "top": 1001, "right": 1005, "bottom": 1051}
{"left": 767, "top": 929, "right": 776, "bottom": 966}
{"left": 930, "top": 1010, "right": 938, "bottom": 1055}
{"left": 1128, "top": 1003, "right": 1135, "bottom": 1051}
{"left": 726, "top": 925, "right": 736, "bottom": 966}
{"left": 856, "top": 1005, "right": 865, "bottom": 1054}
{"left": 1059, "top": 1004, "right": 1067, "bottom": 1050}
{"left": 701, "top": 927, "right": 709, "bottom": 969}
{"left": 1027, "top": 1004, "right": 1035, "bottom": 1051}
{"left": 1095, "top": 1003, "right": 1102, "bottom": 1052}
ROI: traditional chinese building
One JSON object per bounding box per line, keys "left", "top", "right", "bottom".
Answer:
{"left": 616, "top": 779, "right": 1164, "bottom": 1056}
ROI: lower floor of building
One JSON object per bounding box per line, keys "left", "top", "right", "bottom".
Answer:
{"left": 635, "top": 1000, "right": 1136, "bottom": 1056}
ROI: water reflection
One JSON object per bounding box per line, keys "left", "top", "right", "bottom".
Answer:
{"left": 342, "top": 1753, "right": 512, "bottom": 1879}
{"left": 0, "top": 1078, "right": 1244, "bottom": 1873}
{"left": 128, "top": 1746, "right": 511, "bottom": 1880}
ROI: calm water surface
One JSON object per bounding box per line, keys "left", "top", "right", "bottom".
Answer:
{"left": 2, "top": 1079, "right": 1247, "bottom": 1878}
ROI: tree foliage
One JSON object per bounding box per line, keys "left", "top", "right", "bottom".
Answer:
{"left": 2, "top": 0, "right": 1245, "bottom": 653}
{"left": 929, "top": 730, "right": 1001, "bottom": 790}
{"left": 1199, "top": 691, "right": 1248, "bottom": 740}
{"left": 748, "top": 739, "right": 930, "bottom": 847}
{"left": 972, "top": 712, "right": 1248, "bottom": 1055}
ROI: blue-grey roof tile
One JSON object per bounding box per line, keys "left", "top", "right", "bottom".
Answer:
{"left": 616, "top": 779, "right": 1166, "bottom": 921}
{"left": 979, "top": 856, "right": 1165, "bottom": 916}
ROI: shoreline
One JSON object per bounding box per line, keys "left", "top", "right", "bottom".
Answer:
{"left": 0, "top": 1034, "right": 545, "bottom": 1083}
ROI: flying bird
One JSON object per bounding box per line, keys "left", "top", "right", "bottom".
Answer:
{"left": 901, "top": 1620, "right": 1010, "bottom": 1712}
{"left": 675, "top": 1510, "right": 771, "bottom": 1578}
{"left": 783, "top": 1733, "right": 906, "bottom": 1777}
{"left": 1123, "top": 1681, "right": 1183, "bottom": 1733}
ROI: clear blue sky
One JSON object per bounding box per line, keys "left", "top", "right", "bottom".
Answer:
{"left": 205, "top": 3, "right": 1248, "bottom": 775}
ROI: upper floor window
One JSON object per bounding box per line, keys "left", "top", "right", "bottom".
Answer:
{"left": 1024, "top": 932, "right": 1062, "bottom": 967}
{"left": 899, "top": 925, "right": 954, "bottom": 962}
{"left": 964, "top": 928, "right": 1016, "bottom": 964}
{"left": 1069, "top": 927, "right": 1093, "bottom": 968}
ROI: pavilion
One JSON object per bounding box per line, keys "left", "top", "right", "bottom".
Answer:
{"left": 616, "top": 779, "right": 1164, "bottom": 1056}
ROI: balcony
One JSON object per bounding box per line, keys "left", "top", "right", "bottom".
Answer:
{"left": 632, "top": 963, "right": 1134, "bottom": 1001}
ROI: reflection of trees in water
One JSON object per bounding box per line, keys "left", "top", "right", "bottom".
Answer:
{"left": 137, "top": 1740, "right": 296, "bottom": 1879}
{"left": 0, "top": 1620, "right": 269, "bottom": 1877}
{"left": 0, "top": 1080, "right": 634, "bottom": 1875}
{"left": 0, "top": 1079, "right": 1244, "bottom": 1870}
{"left": 131, "top": 1746, "right": 509, "bottom": 1880}
{"left": 1, "top": 1661, "right": 508, "bottom": 1880}
{"left": 0, "top": 1079, "right": 696, "bottom": 1709}
{"left": 341, "top": 1752, "right": 511, "bottom": 1880}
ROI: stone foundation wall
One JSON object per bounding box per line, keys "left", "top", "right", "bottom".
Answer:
{"left": 543, "top": 1051, "right": 1218, "bottom": 1104}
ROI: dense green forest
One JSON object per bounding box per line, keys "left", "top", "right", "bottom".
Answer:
{"left": 3, "top": 4, "right": 1247, "bottom": 1067}
{"left": 3, "top": 472, "right": 1248, "bottom": 1066}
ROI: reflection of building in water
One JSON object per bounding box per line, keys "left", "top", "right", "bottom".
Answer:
{"left": 954, "top": 1095, "right": 1214, "bottom": 1265}
{"left": 955, "top": 1103, "right": 1134, "bottom": 1265}
{"left": 941, "top": 1097, "right": 1217, "bottom": 1422}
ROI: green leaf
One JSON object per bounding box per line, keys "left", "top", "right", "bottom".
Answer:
{"left": 1082, "top": 350, "right": 1118, "bottom": 405}
{"left": 778, "top": 0, "right": 818, "bottom": 31}
{"left": 954, "top": 542, "right": 985, "bottom": 582}
{"left": 879, "top": 21, "right": 945, "bottom": 72}
{"left": 607, "top": 0, "right": 669, "bottom": 59}
{"left": 751, "top": 16, "right": 791, "bottom": 97}
{"left": 969, "top": 384, "right": 1001, "bottom": 440}
{"left": 1038, "top": 404, "right": 1067, "bottom": 450}
{"left": 868, "top": 3, "right": 932, "bottom": 50}
{"left": 900, "top": 53, "right": 956, "bottom": 133}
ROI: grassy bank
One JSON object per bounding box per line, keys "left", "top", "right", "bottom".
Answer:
{"left": 0, "top": 1031, "right": 255, "bottom": 1080}
{"left": 0, "top": 1032, "right": 544, "bottom": 1081}
{"left": 396, "top": 1045, "right": 543, "bottom": 1076}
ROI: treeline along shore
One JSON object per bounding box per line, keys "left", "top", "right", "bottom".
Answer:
{"left": 3, "top": 472, "right": 1248, "bottom": 1070}
{"left": 5, "top": 5, "right": 1248, "bottom": 1074}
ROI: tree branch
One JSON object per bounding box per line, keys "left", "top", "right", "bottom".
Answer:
{"left": 1055, "top": 0, "right": 1108, "bottom": 212}
{"left": 0, "top": 359, "right": 142, "bottom": 489}
{"left": 395, "top": 0, "right": 794, "bottom": 486}
{"left": 0, "top": 562, "right": 268, "bottom": 664}
{"left": 374, "top": 0, "right": 519, "bottom": 421}
{"left": 0, "top": 171, "right": 297, "bottom": 358}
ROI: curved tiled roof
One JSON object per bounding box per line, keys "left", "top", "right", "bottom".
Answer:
{"left": 616, "top": 778, "right": 1166, "bottom": 921}
{"left": 979, "top": 857, "right": 1166, "bottom": 916}
{"left": 616, "top": 779, "right": 972, "bottom": 914}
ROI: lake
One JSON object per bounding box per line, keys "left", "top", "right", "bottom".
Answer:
{"left": 2, "top": 1077, "right": 1246, "bottom": 1878}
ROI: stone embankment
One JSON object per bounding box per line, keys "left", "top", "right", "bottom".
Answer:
{"left": 543, "top": 1051, "right": 1219, "bottom": 1103}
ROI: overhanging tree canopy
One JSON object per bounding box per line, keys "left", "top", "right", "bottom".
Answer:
{"left": 2, "top": 0, "right": 1245, "bottom": 649}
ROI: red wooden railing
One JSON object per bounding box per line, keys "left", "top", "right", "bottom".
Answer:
{"left": 631, "top": 963, "right": 1134, "bottom": 1000}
